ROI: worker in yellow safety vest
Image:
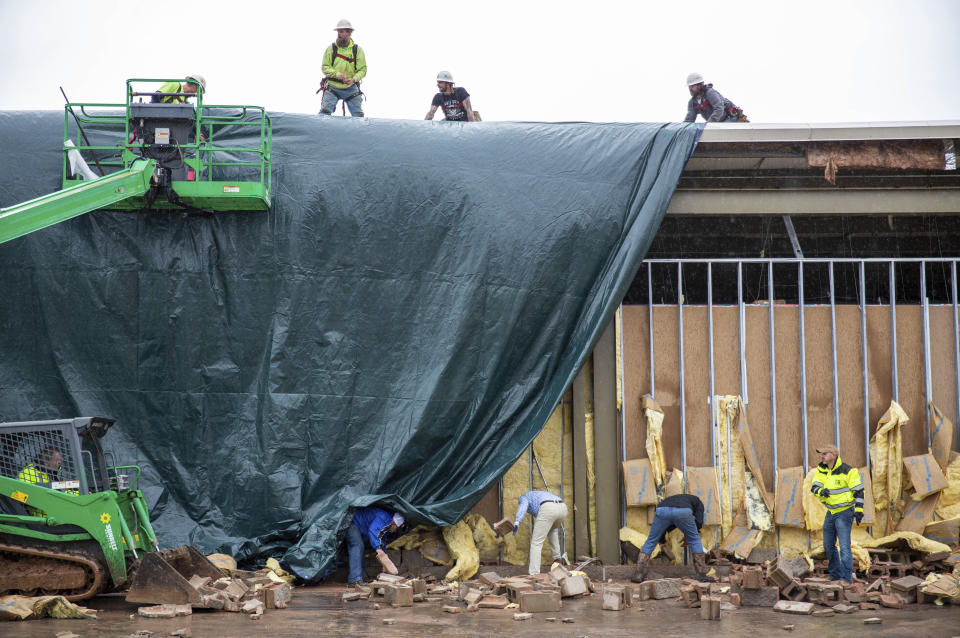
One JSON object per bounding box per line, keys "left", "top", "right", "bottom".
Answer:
{"left": 811, "top": 444, "right": 864, "bottom": 583}
{"left": 17, "top": 447, "right": 64, "bottom": 517}
{"left": 153, "top": 74, "right": 206, "bottom": 104}
{"left": 319, "top": 19, "right": 367, "bottom": 117}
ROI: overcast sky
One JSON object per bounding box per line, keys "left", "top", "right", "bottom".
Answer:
{"left": 1, "top": 0, "right": 958, "bottom": 123}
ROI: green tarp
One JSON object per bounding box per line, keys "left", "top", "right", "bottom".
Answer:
{"left": 0, "top": 111, "right": 699, "bottom": 578}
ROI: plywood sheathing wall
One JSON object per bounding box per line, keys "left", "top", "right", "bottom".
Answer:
{"left": 623, "top": 305, "right": 957, "bottom": 487}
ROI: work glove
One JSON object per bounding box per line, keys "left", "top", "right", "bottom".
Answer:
{"left": 811, "top": 485, "right": 826, "bottom": 497}
{"left": 375, "top": 549, "right": 398, "bottom": 575}
{"left": 513, "top": 524, "right": 518, "bottom": 536}
{"left": 854, "top": 512, "right": 864, "bottom": 525}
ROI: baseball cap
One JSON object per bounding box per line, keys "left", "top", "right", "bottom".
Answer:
{"left": 816, "top": 444, "right": 839, "bottom": 455}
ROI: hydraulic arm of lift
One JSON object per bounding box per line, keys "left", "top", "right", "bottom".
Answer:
{"left": 0, "top": 159, "right": 155, "bottom": 245}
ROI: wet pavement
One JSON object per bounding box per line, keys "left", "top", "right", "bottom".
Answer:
{"left": 2, "top": 583, "right": 958, "bottom": 638}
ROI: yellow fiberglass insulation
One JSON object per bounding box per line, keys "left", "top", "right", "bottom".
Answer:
{"left": 584, "top": 361, "right": 597, "bottom": 556}
{"left": 644, "top": 399, "right": 666, "bottom": 488}
{"left": 805, "top": 541, "right": 872, "bottom": 572}
{"left": 870, "top": 401, "right": 908, "bottom": 535}
{"left": 802, "top": 467, "right": 827, "bottom": 531}
{"left": 744, "top": 472, "right": 774, "bottom": 531}
{"left": 464, "top": 514, "right": 503, "bottom": 562}
{"left": 935, "top": 454, "right": 960, "bottom": 521}
{"left": 387, "top": 525, "right": 429, "bottom": 551}
{"left": 442, "top": 520, "right": 479, "bottom": 581}
{"left": 619, "top": 526, "right": 664, "bottom": 560}
{"left": 778, "top": 527, "right": 811, "bottom": 559}
{"left": 858, "top": 530, "right": 952, "bottom": 555}
{"left": 715, "top": 396, "right": 747, "bottom": 537}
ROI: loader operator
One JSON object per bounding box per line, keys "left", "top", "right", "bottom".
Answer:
{"left": 17, "top": 446, "right": 64, "bottom": 517}
{"left": 811, "top": 443, "right": 863, "bottom": 583}
{"left": 425, "top": 71, "right": 476, "bottom": 122}
{"left": 511, "top": 490, "right": 569, "bottom": 575}
{"left": 320, "top": 19, "right": 367, "bottom": 117}
{"left": 153, "top": 74, "right": 206, "bottom": 104}
{"left": 683, "top": 73, "right": 748, "bottom": 123}
{"left": 631, "top": 493, "right": 710, "bottom": 583}
{"left": 347, "top": 506, "right": 404, "bottom": 585}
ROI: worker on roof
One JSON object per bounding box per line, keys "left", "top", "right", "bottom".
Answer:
{"left": 425, "top": 71, "right": 476, "bottom": 122}
{"left": 631, "top": 493, "right": 710, "bottom": 583}
{"left": 509, "top": 490, "right": 569, "bottom": 575}
{"left": 347, "top": 506, "right": 404, "bottom": 585}
{"left": 683, "top": 73, "right": 748, "bottom": 123}
{"left": 152, "top": 74, "right": 206, "bottom": 104}
{"left": 319, "top": 19, "right": 367, "bottom": 117}
{"left": 811, "top": 444, "right": 863, "bottom": 583}
{"left": 17, "top": 446, "right": 64, "bottom": 517}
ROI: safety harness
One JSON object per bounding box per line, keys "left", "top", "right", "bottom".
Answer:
{"left": 692, "top": 88, "right": 748, "bottom": 122}
{"left": 318, "top": 42, "right": 364, "bottom": 115}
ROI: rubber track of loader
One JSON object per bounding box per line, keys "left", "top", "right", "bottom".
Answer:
{"left": 0, "top": 542, "right": 104, "bottom": 601}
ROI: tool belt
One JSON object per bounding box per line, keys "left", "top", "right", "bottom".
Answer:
{"left": 316, "top": 77, "right": 363, "bottom": 101}
{"left": 726, "top": 106, "right": 748, "bottom": 122}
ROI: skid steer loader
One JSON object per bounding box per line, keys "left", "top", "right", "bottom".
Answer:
{"left": 0, "top": 417, "right": 223, "bottom": 603}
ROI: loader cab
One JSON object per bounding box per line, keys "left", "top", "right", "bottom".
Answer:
{"left": 0, "top": 416, "right": 123, "bottom": 496}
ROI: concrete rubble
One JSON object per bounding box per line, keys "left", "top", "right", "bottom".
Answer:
{"left": 326, "top": 542, "right": 960, "bottom": 628}
{"left": 135, "top": 567, "right": 294, "bottom": 620}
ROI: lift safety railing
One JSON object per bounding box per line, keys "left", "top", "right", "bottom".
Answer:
{"left": 60, "top": 78, "right": 272, "bottom": 209}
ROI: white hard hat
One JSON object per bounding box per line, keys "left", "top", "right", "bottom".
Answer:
{"left": 686, "top": 72, "right": 704, "bottom": 87}
{"left": 392, "top": 513, "right": 405, "bottom": 527}
{"left": 436, "top": 70, "right": 454, "bottom": 83}
{"left": 186, "top": 74, "right": 206, "bottom": 91}
{"left": 335, "top": 19, "right": 354, "bottom": 30}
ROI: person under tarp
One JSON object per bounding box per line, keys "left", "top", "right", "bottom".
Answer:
{"left": 347, "top": 506, "right": 404, "bottom": 585}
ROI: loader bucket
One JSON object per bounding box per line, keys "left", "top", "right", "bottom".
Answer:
{"left": 126, "top": 545, "right": 226, "bottom": 605}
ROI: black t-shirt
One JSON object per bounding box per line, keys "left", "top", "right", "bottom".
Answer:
{"left": 431, "top": 87, "right": 470, "bottom": 121}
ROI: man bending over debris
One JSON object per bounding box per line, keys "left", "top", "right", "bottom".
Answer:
{"left": 513, "top": 490, "right": 569, "bottom": 575}
{"left": 811, "top": 443, "right": 863, "bottom": 583}
{"left": 631, "top": 493, "right": 709, "bottom": 583}
{"left": 347, "top": 506, "right": 404, "bottom": 585}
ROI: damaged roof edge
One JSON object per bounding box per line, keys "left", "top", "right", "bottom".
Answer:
{"left": 697, "top": 121, "right": 960, "bottom": 143}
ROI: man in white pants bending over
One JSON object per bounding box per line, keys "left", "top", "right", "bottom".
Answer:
{"left": 513, "top": 490, "right": 568, "bottom": 575}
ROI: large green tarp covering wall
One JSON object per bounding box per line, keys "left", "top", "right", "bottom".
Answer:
{"left": 0, "top": 111, "right": 699, "bottom": 578}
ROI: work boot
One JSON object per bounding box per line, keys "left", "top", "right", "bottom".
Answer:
{"left": 692, "top": 552, "right": 712, "bottom": 582}
{"left": 631, "top": 552, "right": 650, "bottom": 583}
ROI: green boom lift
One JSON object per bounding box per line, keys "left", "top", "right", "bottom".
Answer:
{"left": 0, "top": 417, "right": 223, "bottom": 602}
{"left": 0, "top": 78, "right": 272, "bottom": 245}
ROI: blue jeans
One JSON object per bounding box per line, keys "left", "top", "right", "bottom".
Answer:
{"left": 641, "top": 506, "right": 704, "bottom": 554}
{"left": 320, "top": 84, "right": 364, "bottom": 117}
{"left": 823, "top": 507, "right": 854, "bottom": 581}
{"left": 346, "top": 523, "right": 366, "bottom": 583}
